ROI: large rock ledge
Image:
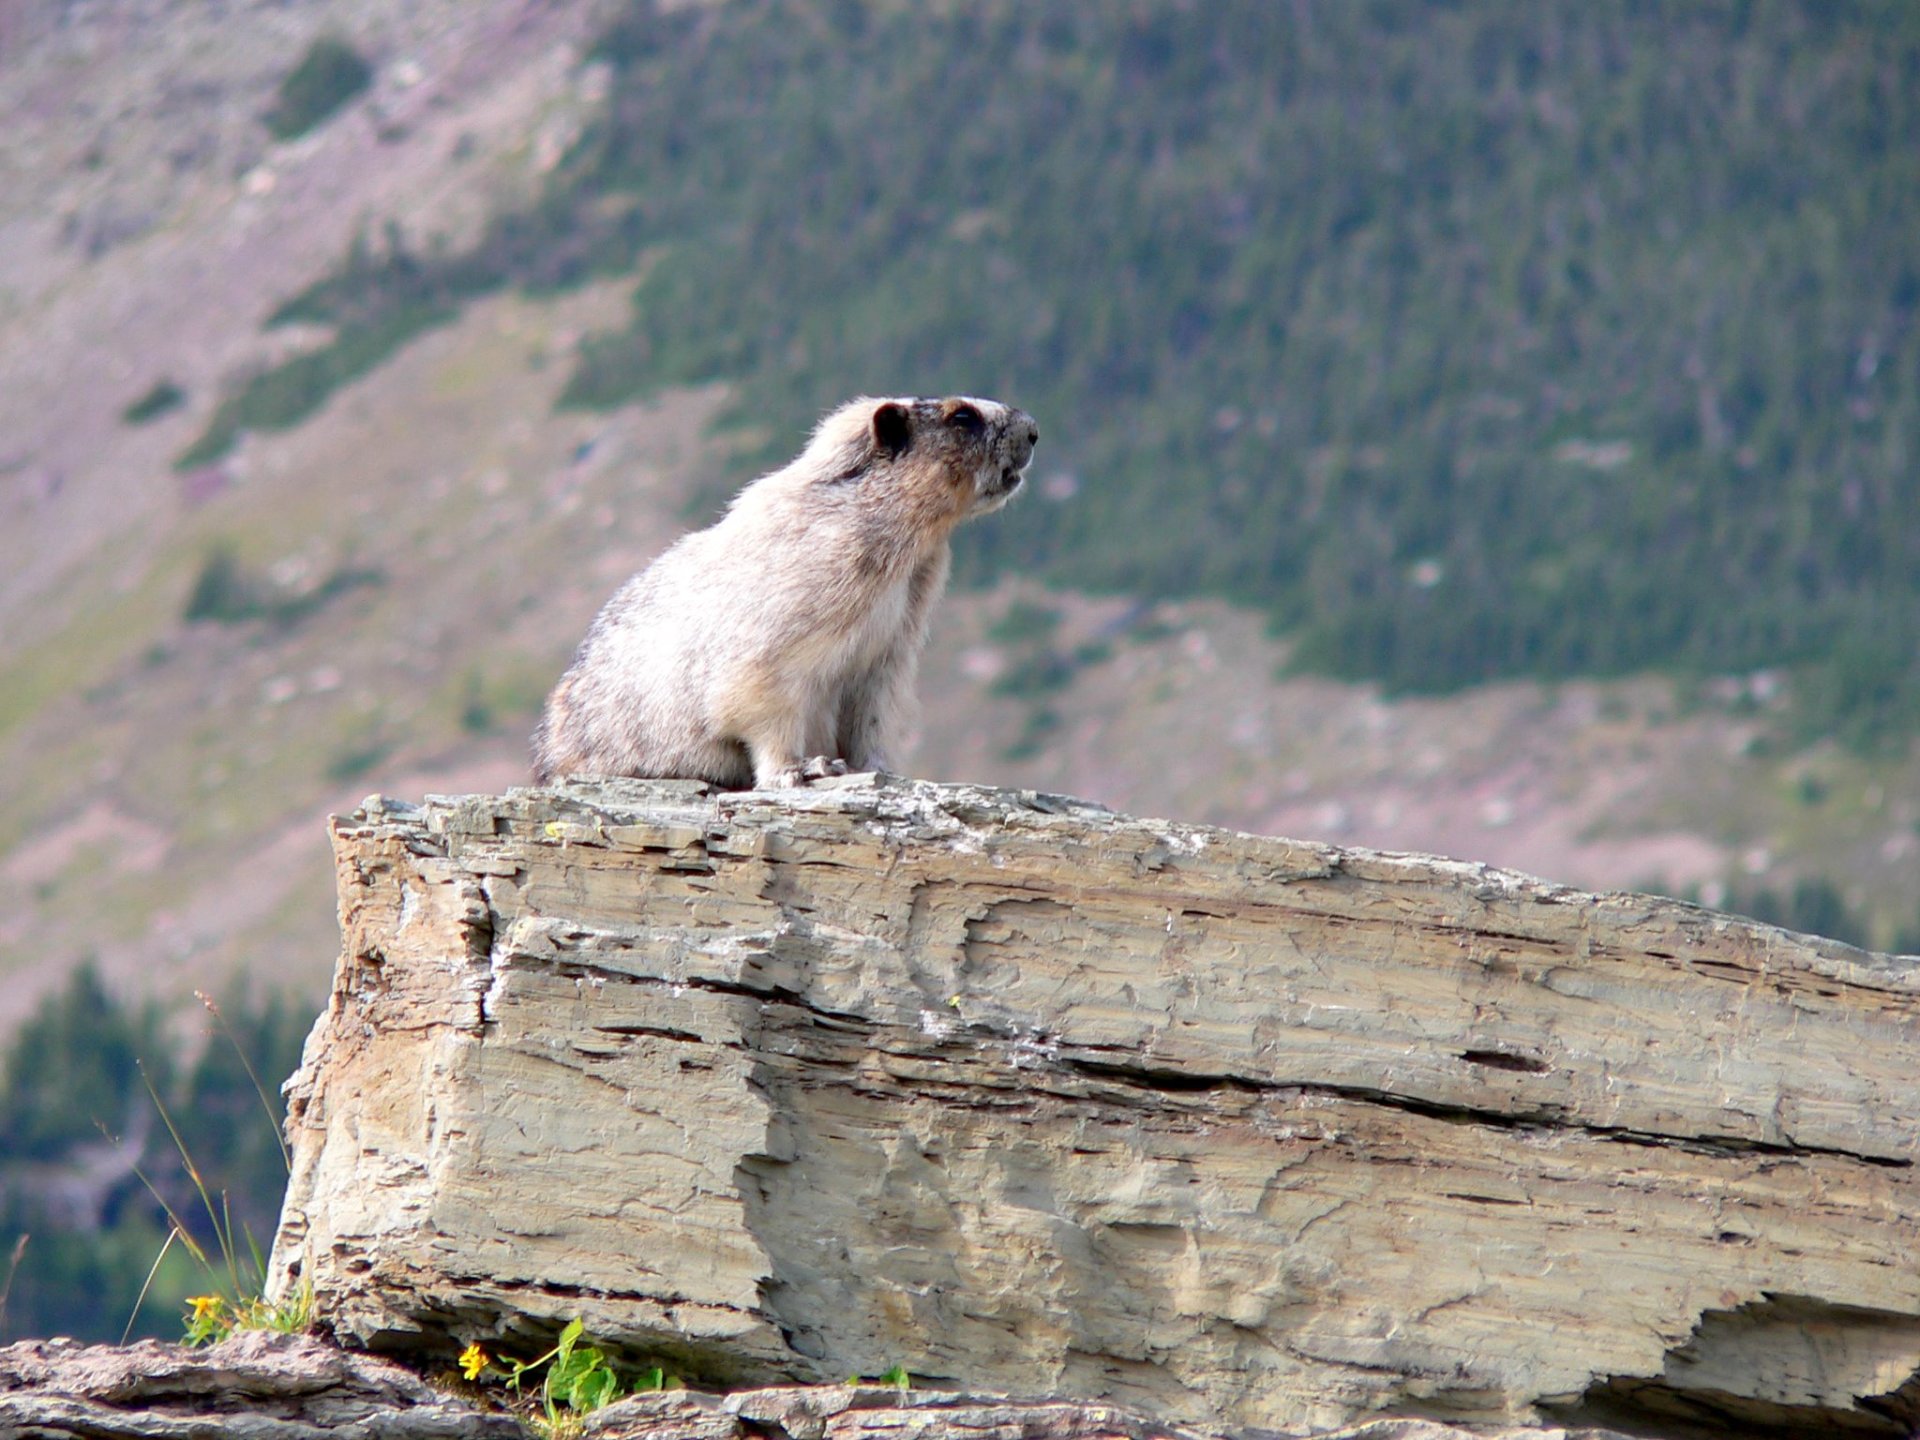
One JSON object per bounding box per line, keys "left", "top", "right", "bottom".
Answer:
{"left": 266, "top": 775, "right": 1920, "bottom": 1437}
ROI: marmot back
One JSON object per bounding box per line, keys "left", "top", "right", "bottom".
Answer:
{"left": 531, "top": 395, "right": 1038, "bottom": 789}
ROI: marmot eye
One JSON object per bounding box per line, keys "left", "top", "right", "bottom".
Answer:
{"left": 947, "top": 403, "right": 985, "bottom": 436}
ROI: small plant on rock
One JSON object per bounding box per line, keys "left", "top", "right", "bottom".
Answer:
{"left": 459, "top": 1320, "right": 671, "bottom": 1435}
{"left": 181, "top": 1284, "right": 313, "bottom": 1346}
{"left": 847, "top": 1364, "right": 911, "bottom": 1390}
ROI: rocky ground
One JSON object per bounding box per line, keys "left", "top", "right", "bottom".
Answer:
{"left": 0, "top": 1332, "right": 1641, "bottom": 1440}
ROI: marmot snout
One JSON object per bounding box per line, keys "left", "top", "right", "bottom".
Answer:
{"left": 532, "top": 395, "right": 1038, "bottom": 789}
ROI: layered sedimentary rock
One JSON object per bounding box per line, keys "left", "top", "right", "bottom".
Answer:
{"left": 0, "top": 1331, "right": 519, "bottom": 1437}
{"left": 0, "top": 1340, "right": 1622, "bottom": 1440}
{"left": 268, "top": 776, "right": 1920, "bottom": 1436}
{"left": 580, "top": 1384, "right": 1632, "bottom": 1440}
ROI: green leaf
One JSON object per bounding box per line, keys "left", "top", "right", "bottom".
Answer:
{"left": 573, "top": 1364, "right": 620, "bottom": 1412}
{"left": 549, "top": 1350, "right": 593, "bottom": 1392}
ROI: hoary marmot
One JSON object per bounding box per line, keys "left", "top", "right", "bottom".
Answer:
{"left": 531, "top": 395, "right": 1038, "bottom": 789}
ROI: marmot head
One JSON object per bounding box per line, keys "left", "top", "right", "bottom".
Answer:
{"left": 811, "top": 395, "right": 1039, "bottom": 519}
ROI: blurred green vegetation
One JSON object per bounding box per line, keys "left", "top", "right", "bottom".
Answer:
{"left": 264, "top": 35, "right": 373, "bottom": 141}
{"left": 0, "top": 967, "right": 310, "bottom": 1342}
{"left": 174, "top": 238, "right": 458, "bottom": 468}
{"left": 120, "top": 380, "right": 185, "bottom": 426}
{"left": 1719, "top": 876, "right": 1920, "bottom": 955}
{"left": 322, "top": 718, "right": 394, "bottom": 784}
{"left": 180, "top": 541, "right": 384, "bottom": 627}
{"left": 189, "top": 0, "right": 1920, "bottom": 744}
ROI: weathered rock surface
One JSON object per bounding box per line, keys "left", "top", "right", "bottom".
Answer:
{"left": 0, "top": 1340, "right": 1624, "bottom": 1440}
{"left": 582, "top": 1384, "right": 1633, "bottom": 1440}
{"left": 269, "top": 775, "right": 1920, "bottom": 1437}
{"left": 0, "top": 1330, "right": 518, "bottom": 1437}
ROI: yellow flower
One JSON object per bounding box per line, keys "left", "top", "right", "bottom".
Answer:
{"left": 187, "top": 1295, "right": 225, "bottom": 1321}
{"left": 459, "top": 1342, "right": 489, "bottom": 1381}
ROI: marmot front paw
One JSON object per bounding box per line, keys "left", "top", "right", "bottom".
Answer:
{"left": 762, "top": 756, "right": 851, "bottom": 788}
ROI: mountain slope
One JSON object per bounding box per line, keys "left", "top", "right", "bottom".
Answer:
{"left": 2, "top": 0, "right": 1917, "bottom": 1044}
{"left": 199, "top": 0, "right": 1920, "bottom": 733}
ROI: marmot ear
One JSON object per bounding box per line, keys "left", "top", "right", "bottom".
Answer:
{"left": 872, "top": 401, "right": 912, "bottom": 459}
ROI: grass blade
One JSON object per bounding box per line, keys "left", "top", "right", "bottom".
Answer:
{"left": 121, "top": 1225, "right": 180, "bottom": 1345}
{"left": 196, "top": 990, "right": 292, "bottom": 1174}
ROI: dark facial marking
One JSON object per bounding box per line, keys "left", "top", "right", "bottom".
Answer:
{"left": 873, "top": 401, "right": 912, "bottom": 459}
{"left": 944, "top": 401, "right": 986, "bottom": 438}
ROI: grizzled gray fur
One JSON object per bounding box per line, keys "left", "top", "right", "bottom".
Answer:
{"left": 532, "top": 395, "right": 1038, "bottom": 789}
